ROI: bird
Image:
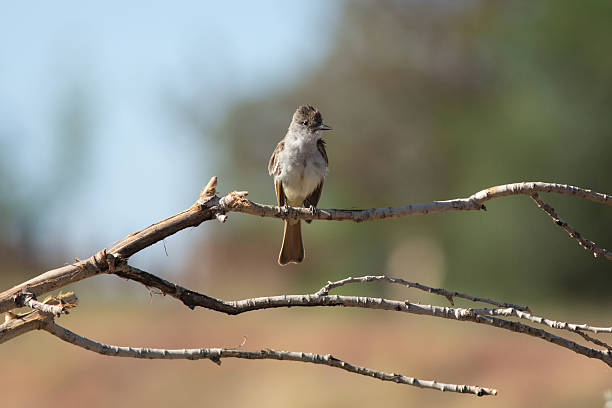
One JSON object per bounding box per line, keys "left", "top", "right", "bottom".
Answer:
{"left": 268, "top": 105, "right": 332, "bottom": 265}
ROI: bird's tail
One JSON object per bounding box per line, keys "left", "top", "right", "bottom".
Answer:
{"left": 278, "top": 220, "right": 304, "bottom": 265}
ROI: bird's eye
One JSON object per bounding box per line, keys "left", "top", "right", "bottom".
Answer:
{"left": 302, "top": 120, "right": 309, "bottom": 126}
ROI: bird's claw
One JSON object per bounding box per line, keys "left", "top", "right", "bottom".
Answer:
{"left": 309, "top": 205, "right": 317, "bottom": 219}
{"left": 281, "top": 204, "right": 290, "bottom": 216}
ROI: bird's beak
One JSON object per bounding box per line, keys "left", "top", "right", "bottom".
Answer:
{"left": 317, "top": 123, "right": 332, "bottom": 131}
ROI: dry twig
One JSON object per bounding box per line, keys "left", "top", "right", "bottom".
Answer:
{"left": 0, "top": 292, "right": 78, "bottom": 344}
{"left": 531, "top": 193, "right": 611, "bottom": 260}
{"left": 314, "top": 275, "right": 530, "bottom": 310}
{"left": 78, "top": 266, "right": 612, "bottom": 368}
{"left": 14, "top": 292, "right": 69, "bottom": 316}
{"left": 40, "top": 320, "right": 497, "bottom": 396}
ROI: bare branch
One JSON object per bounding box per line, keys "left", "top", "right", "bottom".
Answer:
{"left": 1, "top": 178, "right": 608, "bottom": 399}
{"left": 470, "top": 182, "right": 611, "bottom": 206}
{"left": 468, "top": 313, "right": 612, "bottom": 366}
{"left": 0, "top": 260, "right": 102, "bottom": 315}
{"left": 1, "top": 292, "right": 78, "bottom": 344}
{"left": 7, "top": 265, "right": 610, "bottom": 368}
{"left": 1, "top": 179, "right": 609, "bottom": 316}
{"left": 573, "top": 330, "right": 612, "bottom": 351}
{"left": 468, "top": 307, "right": 612, "bottom": 349}
{"left": 41, "top": 320, "right": 497, "bottom": 397}
{"left": 531, "top": 193, "right": 612, "bottom": 260}
{"left": 222, "top": 182, "right": 611, "bottom": 222}
{"left": 470, "top": 306, "right": 612, "bottom": 335}
{"left": 112, "top": 264, "right": 234, "bottom": 312}
{"left": 0, "top": 176, "right": 222, "bottom": 314}
{"left": 0, "top": 309, "right": 49, "bottom": 344}
{"left": 108, "top": 267, "right": 612, "bottom": 368}
{"left": 14, "top": 291, "right": 76, "bottom": 316}
{"left": 314, "top": 275, "right": 530, "bottom": 310}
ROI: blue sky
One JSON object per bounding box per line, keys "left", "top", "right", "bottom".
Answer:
{"left": 0, "top": 1, "right": 341, "bottom": 271}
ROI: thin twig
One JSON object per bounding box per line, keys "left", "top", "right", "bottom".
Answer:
{"left": 0, "top": 310, "right": 50, "bottom": 344}
{"left": 468, "top": 307, "right": 612, "bottom": 350}
{"left": 531, "top": 193, "right": 612, "bottom": 260}
{"left": 314, "top": 275, "right": 530, "bottom": 310}
{"left": 113, "top": 264, "right": 232, "bottom": 312}
{"left": 1, "top": 292, "right": 78, "bottom": 344}
{"left": 470, "top": 182, "right": 611, "bottom": 206}
{"left": 469, "top": 307, "right": 612, "bottom": 335}
{"left": 41, "top": 320, "right": 497, "bottom": 396}
{"left": 14, "top": 292, "right": 66, "bottom": 316}
{"left": 573, "top": 330, "right": 612, "bottom": 351}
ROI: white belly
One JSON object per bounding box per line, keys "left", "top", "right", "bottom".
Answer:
{"left": 276, "top": 137, "right": 326, "bottom": 206}
{"left": 282, "top": 161, "right": 325, "bottom": 205}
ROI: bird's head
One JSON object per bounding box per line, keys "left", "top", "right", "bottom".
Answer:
{"left": 291, "top": 105, "right": 332, "bottom": 133}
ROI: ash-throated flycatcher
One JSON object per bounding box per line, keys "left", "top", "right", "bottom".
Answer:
{"left": 268, "top": 105, "right": 332, "bottom": 265}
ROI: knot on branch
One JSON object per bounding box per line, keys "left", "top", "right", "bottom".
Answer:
{"left": 92, "top": 249, "right": 109, "bottom": 270}
{"left": 209, "top": 349, "right": 222, "bottom": 366}
{"left": 12, "top": 291, "right": 78, "bottom": 317}
{"left": 219, "top": 191, "right": 250, "bottom": 209}
{"left": 92, "top": 250, "right": 123, "bottom": 273}
{"left": 195, "top": 176, "right": 219, "bottom": 208}
{"left": 193, "top": 177, "right": 250, "bottom": 224}
{"left": 12, "top": 291, "right": 33, "bottom": 308}
{"left": 464, "top": 198, "right": 487, "bottom": 211}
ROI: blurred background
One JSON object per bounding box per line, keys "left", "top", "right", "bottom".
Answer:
{"left": 1, "top": 1, "right": 611, "bottom": 407}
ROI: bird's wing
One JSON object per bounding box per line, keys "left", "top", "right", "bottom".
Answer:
{"left": 269, "top": 140, "right": 286, "bottom": 206}
{"left": 304, "top": 138, "right": 327, "bottom": 208}
{"left": 268, "top": 140, "right": 284, "bottom": 176}
{"left": 275, "top": 180, "right": 286, "bottom": 207}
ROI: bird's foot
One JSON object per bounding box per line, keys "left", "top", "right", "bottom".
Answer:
{"left": 281, "top": 204, "right": 291, "bottom": 218}
{"left": 306, "top": 205, "right": 317, "bottom": 224}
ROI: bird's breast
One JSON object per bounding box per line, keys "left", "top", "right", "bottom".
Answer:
{"left": 277, "top": 138, "right": 327, "bottom": 205}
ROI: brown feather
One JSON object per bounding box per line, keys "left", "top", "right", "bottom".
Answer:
{"left": 303, "top": 138, "right": 327, "bottom": 223}
{"left": 304, "top": 181, "right": 323, "bottom": 209}
{"left": 268, "top": 140, "right": 284, "bottom": 177}
{"left": 275, "top": 180, "right": 285, "bottom": 207}
{"left": 279, "top": 221, "right": 304, "bottom": 265}
{"left": 316, "top": 138, "right": 328, "bottom": 166}
{"left": 293, "top": 105, "right": 323, "bottom": 129}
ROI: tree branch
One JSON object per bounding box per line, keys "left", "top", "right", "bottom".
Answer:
{"left": 1, "top": 287, "right": 500, "bottom": 396}
{"left": 220, "top": 182, "right": 611, "bottom": 222}
{"left": 1, "top": 178, "right": 609, "bottom": 314}
{"left": 1, "top": 178, "right": 609, "bottom": 315}
{"left": 14, "top": 292, "right": 72, "bottom": 316}
{"left": 0, "top": 292, "right": 78, "bottom": 344}
{"left": 314, "top": 275, "right": 530, "bottom": 310}
{"left": 108, "top": 266, "right": 612, "bottom": 367}
{"left": 40, "top": 320, "right": 496, "bottom": 396}
{"left": 0, "top": 309, "right": 49, "bottom": 344}
{"left": 2, "top": 177, "right": 609, "bottom": 399}
{"left": 113, "top": 264, "right": 234, "bottom": 312}
{"left": 531, "top": 193, "right": 612, "bottom": 260}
